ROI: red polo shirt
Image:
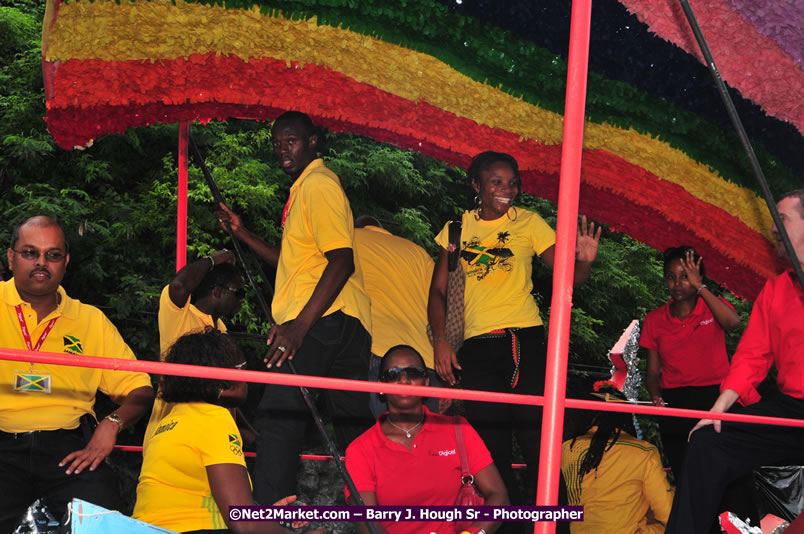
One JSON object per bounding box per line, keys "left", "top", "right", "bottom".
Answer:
{"left": 345, "top": 408, "right": 493, "bottom": 534}
{"left": 722, "top": 270, "right": 804, "bottom": 406}
{"left": 641, "top": 296, "right": 733, "bottom": 389}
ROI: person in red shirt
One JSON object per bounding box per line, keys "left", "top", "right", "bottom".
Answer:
{"left": 345, "top": 345, "right": 508, "bottom": 534}
{"left": 641, "top": 246, "right": 740, "bottom": 480}
{"left": 666, "top": 189, "right": 804, "bottom": 534}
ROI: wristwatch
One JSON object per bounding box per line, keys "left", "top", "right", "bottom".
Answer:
{"left": 104, "top": 413, "right": 124, "bottom": 431}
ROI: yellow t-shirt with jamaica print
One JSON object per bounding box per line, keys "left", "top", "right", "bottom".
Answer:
{"left": 435, "top": 208, "right": 555, "bottom": 339}
{"left": 134, "top": 402, "right": 248, "bottom": 532}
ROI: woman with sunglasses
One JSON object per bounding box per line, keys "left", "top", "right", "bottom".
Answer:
{"left": 133, "top": 330, "right": 324, "bottom": 534}
{"left": 428, "top": 151, "right": 600, "bottom": 514}
{"left": 345, "top": 345, "right": 509, "bottom": 534}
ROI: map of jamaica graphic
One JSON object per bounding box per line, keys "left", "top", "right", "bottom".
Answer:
{"left": 461, "top": 231, "right": 514, "bottom": 280}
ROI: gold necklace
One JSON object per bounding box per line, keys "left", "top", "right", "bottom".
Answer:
{"left": 386, "top": 412, "right": 425, "bottom": 439}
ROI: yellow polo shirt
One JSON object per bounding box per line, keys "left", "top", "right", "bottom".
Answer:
{"left": 561, "top": 428, "right": 673, "bottom": 533}
{"left": 0, "top": 279, "right": 152, "bottom": 433}
{"left": 134, "top": 402, "right": 247, "bottom": 532}
{"left": 354, "top": 227, "right": 434, "bottom": 367}
{"left": 158, "top": 285, "right": 226, "bottom": 358}
{"left": 273, "top": 158, "right": 371, "bottom": 332}
{"left": 145, "top": 285, "right": 229, "bottom": 444}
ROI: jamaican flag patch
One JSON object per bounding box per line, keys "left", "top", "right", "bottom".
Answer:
{"left": 63, "top": 335, "right": 83, "bottom": 354}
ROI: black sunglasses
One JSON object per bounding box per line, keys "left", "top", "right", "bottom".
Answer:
{"left": 380, "top": 366, "right": 427, "bottom": 383}
{"left": 223, "top": 286, "right": 246, "bottom": 299}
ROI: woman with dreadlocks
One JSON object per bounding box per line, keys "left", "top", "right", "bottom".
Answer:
{"left": 561, "top": 387, "right": 673, "bottom": 534}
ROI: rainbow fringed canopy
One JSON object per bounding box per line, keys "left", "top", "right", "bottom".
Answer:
{"left": 41, "top": 0, "right": 803, "bottom": 300}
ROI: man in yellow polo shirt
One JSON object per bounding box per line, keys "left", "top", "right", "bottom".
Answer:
{"left": 217, "top": 111, "right": 373, "bottom": 505}
{"left": 353, "top": 216, "right": 449, "bottom": 417}
{"left": 0, "top": 216, "right": 154, "bottom": 530}
{"left": 143, "top": 249, "right": 244, "bottom": 442}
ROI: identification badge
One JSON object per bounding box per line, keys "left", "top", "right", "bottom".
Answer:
{"left": 14, "top": 370, "right": 52, "bottom": 394}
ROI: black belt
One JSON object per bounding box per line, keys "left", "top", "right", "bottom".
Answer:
{"left": 0, "top": 427, "right": 83, "bottom": 440}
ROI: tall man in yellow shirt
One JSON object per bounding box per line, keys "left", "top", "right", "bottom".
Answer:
{"left": 0, "top": 216, "right": 154, "bottom": 530}
{"left": 218, "top": 111, "right": 373, "bottom": 504}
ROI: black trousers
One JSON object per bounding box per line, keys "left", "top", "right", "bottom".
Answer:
{"left": 459, "top": 326, "right": 546, "bottom": 506}
{"left": 252, "top": 311, "right": 373, "bottom": 505}
{"left": 666, "top": 393, "right": 804, "bottom": 534}
{"left": 660, "top": 384, "right": 722, "bottom": 481}
{"left": 0, "top": 427, "right": 120, "bottom": 533}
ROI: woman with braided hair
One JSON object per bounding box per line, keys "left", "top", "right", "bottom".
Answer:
{"left": 561, "top": 387, "right": 673, "bottom": 534}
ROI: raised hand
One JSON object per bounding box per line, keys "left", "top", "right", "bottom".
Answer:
{"left": 680, "top": 249, "right": 704, "bottom": 290}
{"left": 576, "top": 215, "right": 602, "bottom": 264}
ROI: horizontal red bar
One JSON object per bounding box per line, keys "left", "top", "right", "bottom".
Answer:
{"left": 2, "top": 347, "right": 803, "bottom": 428}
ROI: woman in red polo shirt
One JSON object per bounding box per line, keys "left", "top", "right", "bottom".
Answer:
{"left": 641, "top": 247, "right": 740, "bottom": 481}
{"left": 345, "top": 345, "right": 509, "bottom": 534}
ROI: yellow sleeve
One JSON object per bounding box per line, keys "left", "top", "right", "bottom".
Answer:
{"left": 303, "top": 173, "right": 353, "bottom": 254}
{"left": 200, "top": 411, "right": 247, "bottom": 468}
{"left": 527, "top": 210, "right": 557, "bottom": 256}
{"left": 643, "top": 448, "right": 674, "bottom": 524}
{"left": 434, "top": 219, "right": 452, "bottom": 250}
{"left": 97, "top": 314, "right": 153, "bottom": 403}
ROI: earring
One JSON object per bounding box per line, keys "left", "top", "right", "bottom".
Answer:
{"left": 474, "top": 195, "right": 482, "bottom": 220}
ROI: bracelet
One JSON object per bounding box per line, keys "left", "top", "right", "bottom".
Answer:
{"left": 432, "top": 336, "right": 448, "bottom": 343}
{"left": 204, "top": 255, "right": 215, "bottom": 271}
{"left": 104, "top": 413, "right": 123, "bottom": 432}
{"left": 697, "top": 284, "right": 708, "bottom": 295}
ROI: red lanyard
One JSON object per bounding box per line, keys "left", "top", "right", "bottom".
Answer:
{"left": 280, "top": 196, "right": 292, "bottom": 229}
{"left": 15, "top": 305, "right": 58, "bottom": 351}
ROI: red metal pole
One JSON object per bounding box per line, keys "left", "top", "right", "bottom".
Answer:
{"left": 535, "top": 0, "right": 593, "bottom": 531}
{"left": 4, "top": 346, "right": 804, "bottom": 428}
{"left": 176, "top": 121, "right": 190, "bottom": 272}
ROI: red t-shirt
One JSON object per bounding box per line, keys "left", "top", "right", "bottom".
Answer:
{"left": 345, "top": 408, "right": 493, "bottom": 534}
{"left": 722, "top": 270, "right": 804, "bottom": 406}
{"left": 640, "top": 296, "right": 734, "bottom": 389}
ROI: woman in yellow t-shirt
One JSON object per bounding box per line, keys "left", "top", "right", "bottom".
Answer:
{"left": 133, "top": 330, "right": 321, "bottom": 534}
{"left": 428, "top": 151, "right": 600, "bottom": 509}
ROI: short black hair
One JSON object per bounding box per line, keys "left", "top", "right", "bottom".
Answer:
{"left": 380, "top": 344, "right": 426, "bottom": 372}
{"left": 191, "top": 263, "right": 242, "bottom": 302}
{"left": 467, "top": 151, "right": 522, "bottom": 190}
{"left": 160, "top": 330, "right": 244, "bottom": 403}
{"left": 355, "top": 215, "right": 382, "bottom": 229}
{"left": 273, "top": 111, "right": 317, "bottom": 138}
{"left": 663, "top": 246, "right": 705, "bottom": 278}
{"left": 10, "top": 216, "right": 70, "bottom": 253}
{"left": 780, "top": 189, "right": 804, "bottom": 218}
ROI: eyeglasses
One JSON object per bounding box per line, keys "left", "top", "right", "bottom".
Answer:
{"left": 380, "top": 366, "right": 427, "bottom": 383}
{"left": 12, "top": 249, "right": 67, "bottom": 263}
{"left": 223, "top": 286, "right": 246, "bottom": 299}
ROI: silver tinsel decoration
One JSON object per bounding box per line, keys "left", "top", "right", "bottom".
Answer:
{"left": 620, "top": 321, "right": 642, "bottom": 402}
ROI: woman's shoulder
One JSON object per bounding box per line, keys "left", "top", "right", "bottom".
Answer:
{"left": 346, "top": 420, "right": 383, "bottom": 454}
{"left": 644, "top": 302, "right": 670, "bottom": 321}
